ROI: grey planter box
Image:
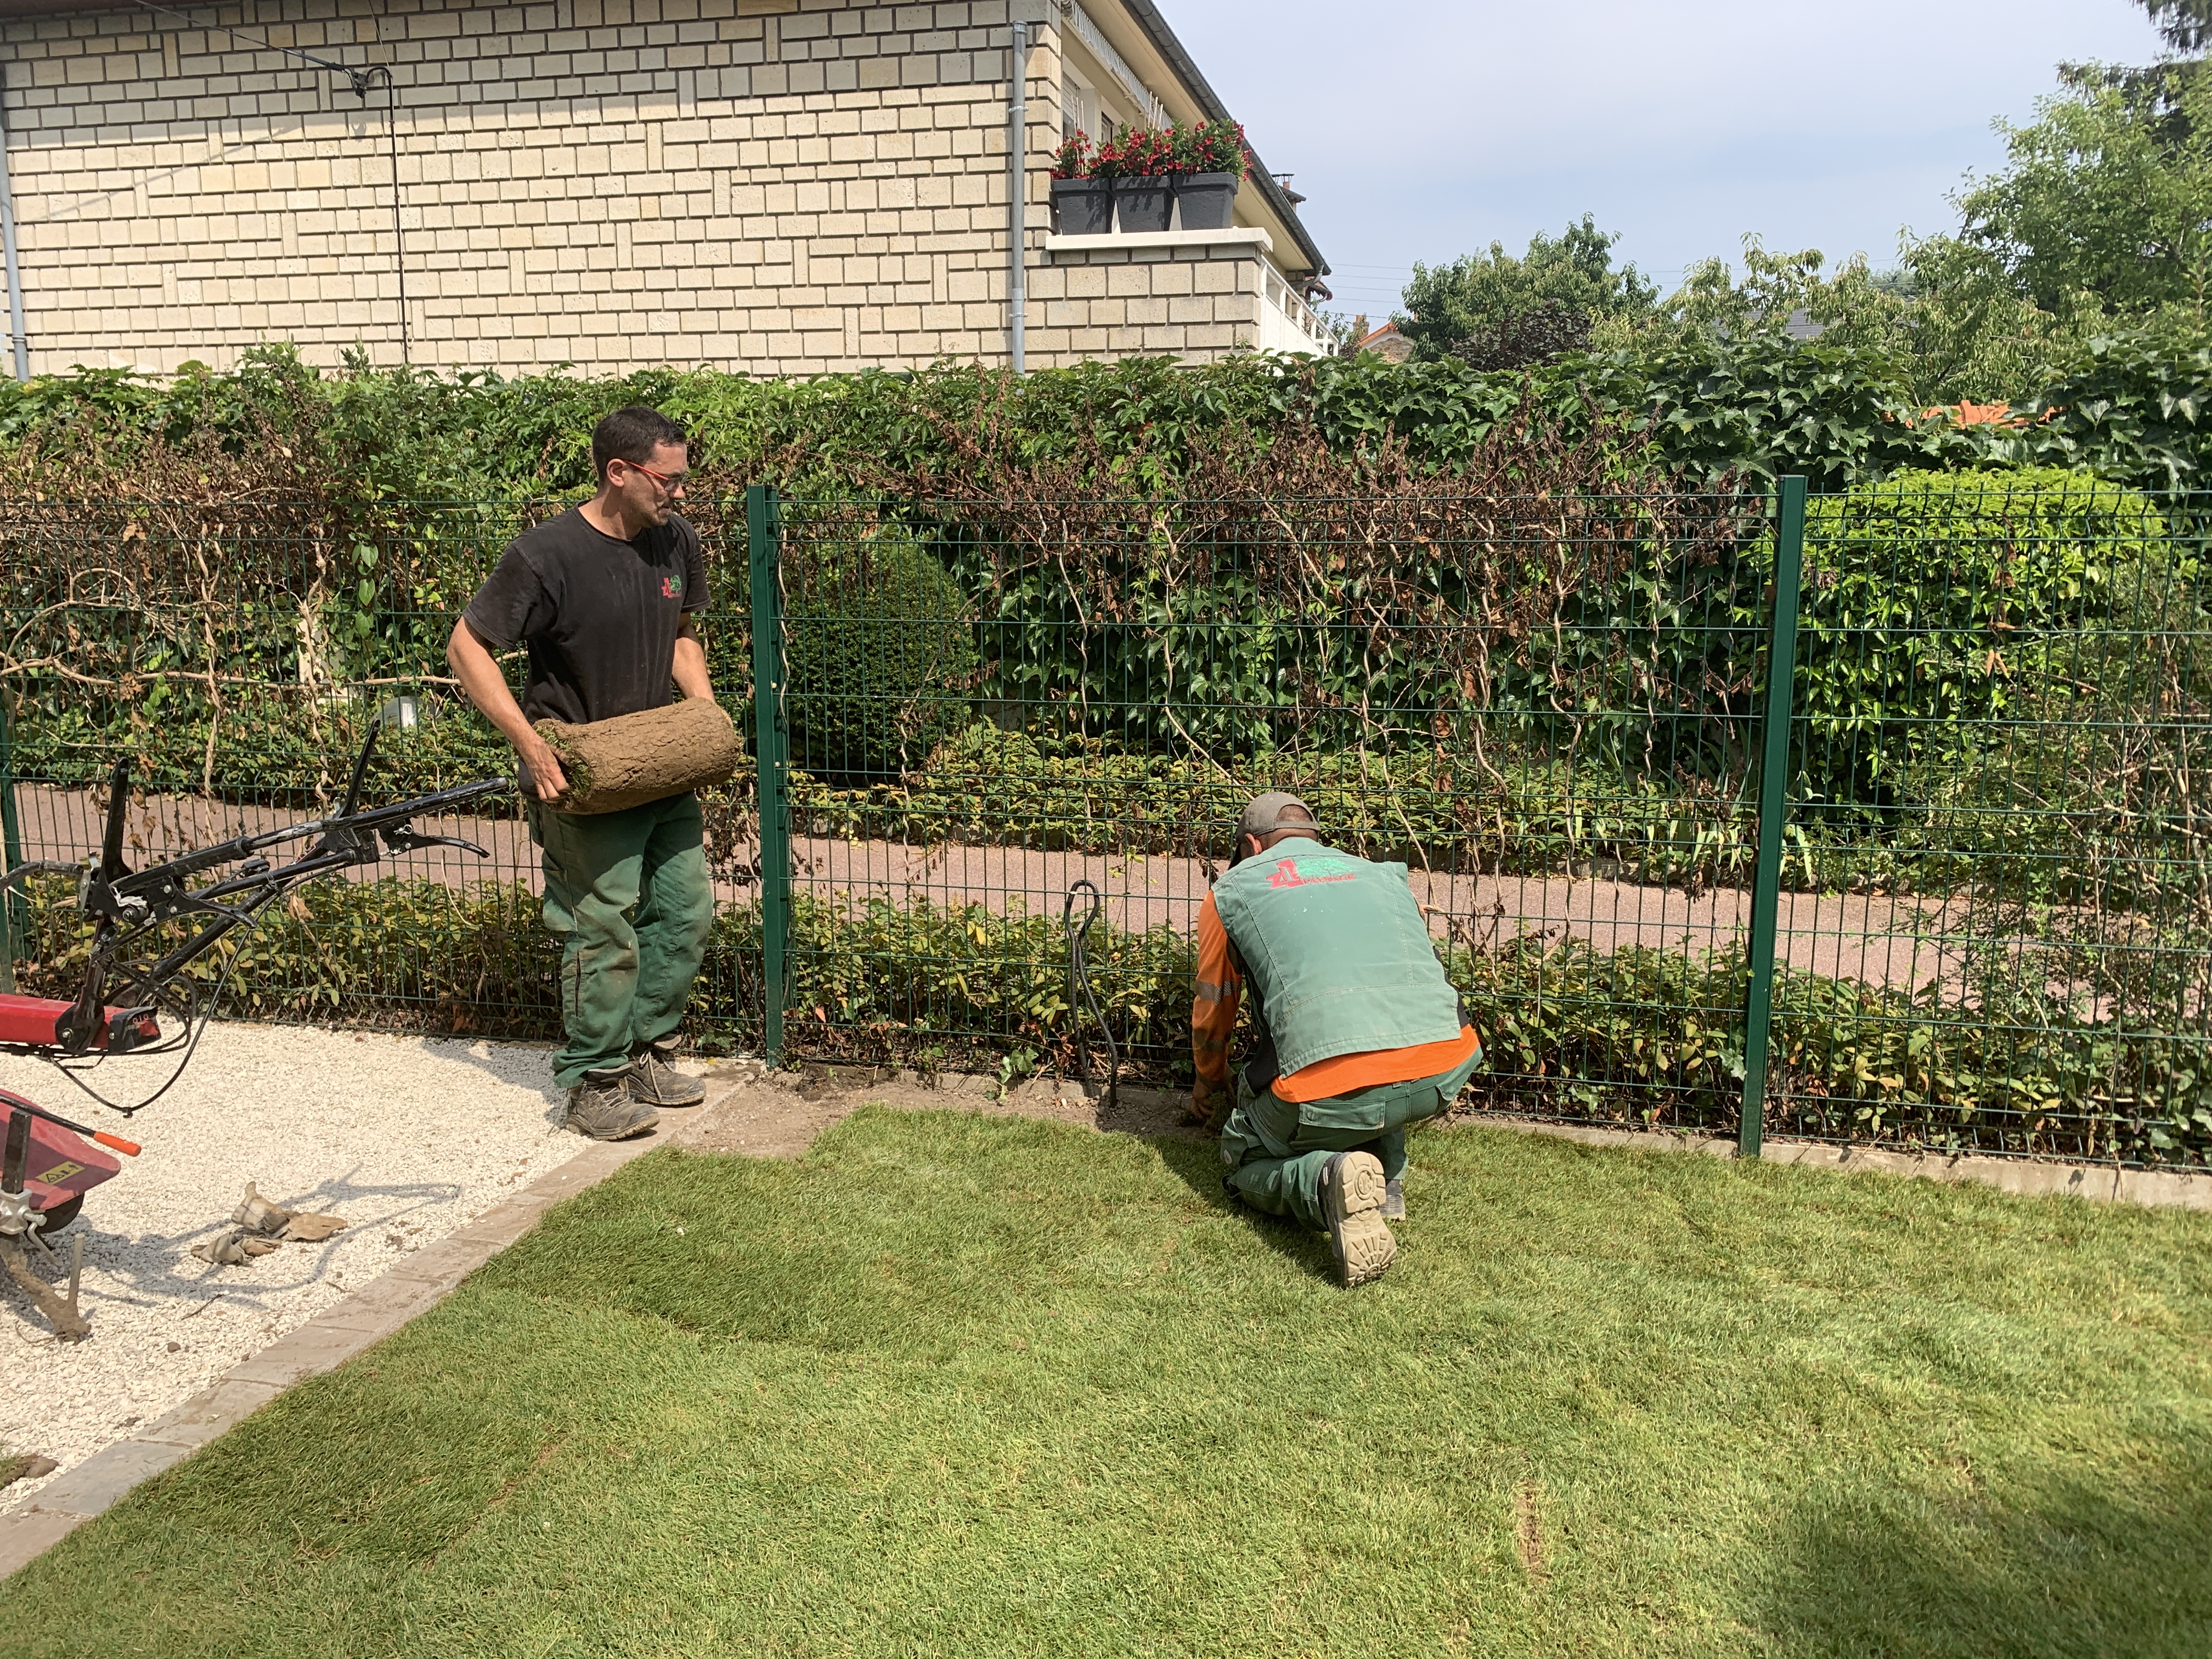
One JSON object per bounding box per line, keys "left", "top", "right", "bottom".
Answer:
{"left": 1111, "top": 174, "right": 1172, "bottom": 234}
{"left": 1174, "top": 172, "right": 1239, "bottom": 230}
{"left": 1050, "top": 177, "right": 1111, "bottom": 235}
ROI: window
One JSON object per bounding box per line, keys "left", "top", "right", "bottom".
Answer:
{"left": 1063, "top": 71, "right": 1096, "bottom": 143}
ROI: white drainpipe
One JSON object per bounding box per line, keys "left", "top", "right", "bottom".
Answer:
{"left": 0, "top": 89, "right": 27, "bottom": 381}
{"left": 1007, "top": 20, "right": 1028, "bottom": 373}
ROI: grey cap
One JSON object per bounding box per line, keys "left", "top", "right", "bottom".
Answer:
{"left": 1233, "top": 791, "right": 1318, "bottom": 860}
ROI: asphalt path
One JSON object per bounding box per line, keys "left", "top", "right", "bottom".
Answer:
{"left": 11, "top": 786, "right": 1988, "bottom": 994}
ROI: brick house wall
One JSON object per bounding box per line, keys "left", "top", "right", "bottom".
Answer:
{"left": 0, "top": 0, "right": 1329, "bottom": 376}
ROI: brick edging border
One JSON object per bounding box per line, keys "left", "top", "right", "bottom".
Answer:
{"left": 0, "top": 1062, "right": 765, "bottom": 1580}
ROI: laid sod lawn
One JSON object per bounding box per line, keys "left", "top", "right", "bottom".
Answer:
{"left": 7, "top": 1110, "right": 2211, "bottom": 1657}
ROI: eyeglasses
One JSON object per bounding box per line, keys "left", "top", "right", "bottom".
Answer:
{"left": 616, "top": 459, "right": 687, "bottom": 493}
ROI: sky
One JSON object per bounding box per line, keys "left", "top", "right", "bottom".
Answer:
{"left": 1159, "top": 0, "right": 2174, "bottom": 319}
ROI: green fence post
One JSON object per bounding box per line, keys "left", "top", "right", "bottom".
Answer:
{"left": 746, "top": 484, "right": 789, "bottom": 1066}
{"left": 0, "top": 689, "right": 19, "bottom": 995}
{"left": 1740, "top": 475, "right": 1808, "bottom": 1160}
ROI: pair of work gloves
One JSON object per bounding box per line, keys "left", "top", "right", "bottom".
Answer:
{"left": 191, "top": 1182, "right": 348, "bottom": 1266}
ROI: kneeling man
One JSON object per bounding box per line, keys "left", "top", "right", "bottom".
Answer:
{"left": 1190, "top": 793, "right": 1482, "bottom": 1286}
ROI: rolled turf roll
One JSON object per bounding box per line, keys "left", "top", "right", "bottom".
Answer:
{"left": 533, "top": 697, "right": 744, "bottom": 814}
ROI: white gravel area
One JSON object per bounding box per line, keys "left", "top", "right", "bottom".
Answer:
{"left": 0, "top": 1021, "right": 596, "bottom": 1509}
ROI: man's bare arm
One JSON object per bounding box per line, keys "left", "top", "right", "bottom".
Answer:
{"left": 673, "top": 616, "right": 713, "bottom": 702}
{"left": 445, "top": 618, "right": 569, "bottom": 802}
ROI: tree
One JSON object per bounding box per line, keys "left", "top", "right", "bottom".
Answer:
{"left": 1953, "top": 67, "right": 2212, "bottom": 336}
{"left": 1449, "top": 300, "right": 1594, "bottom": 371}
{"left": 1884, "top": 235, "right": 2085, "bottom": 405}
{"left": 1655, "top": 241, "right": 1903, "bottom": 346}
{"left": 1395, "top": 216, "right": 1658, "bottom": 362}
{"left": 2138, "top": 0, "right": 2212, "bottom": 52}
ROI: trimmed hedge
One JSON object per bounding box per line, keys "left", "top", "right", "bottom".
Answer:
{"left": 1794, "top": 468, "right": 2193, "bottom": 814}
{"left": 783, "top": 515, "right": 979, "bottom": 783}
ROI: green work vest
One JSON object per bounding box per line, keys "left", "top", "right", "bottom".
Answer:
{"left": 1211, "top": 838, "right": 1463, "bottom": 1077}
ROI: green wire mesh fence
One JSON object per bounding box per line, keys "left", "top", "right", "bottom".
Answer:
{"left": 0, "top": 496, "right": 760, "bottom": 1037}
{"left": 1769, "top": 477, "right": 2212, "bottom": 1164}
{"left": 768, "top": 486, "right": 1776, "bottom": 1126}
{"left": 0, "top": 476, "right": 2207, "bottom": 1166}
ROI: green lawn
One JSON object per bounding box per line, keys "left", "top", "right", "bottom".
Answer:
{"left": 8, "top": 1110, "right": 2211, "bottom": 1657}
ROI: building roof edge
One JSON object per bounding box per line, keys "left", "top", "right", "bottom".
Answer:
{"left": 1110, "top": 0, "right": 1330, "bottom": 280}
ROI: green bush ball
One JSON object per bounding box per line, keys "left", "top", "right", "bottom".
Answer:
{"left": 781, "top": 517, "right": 978, "bottom": 784}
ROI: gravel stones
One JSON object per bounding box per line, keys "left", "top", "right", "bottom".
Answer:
{"left": 0, "top": 1022, "right": 587, "bottom": 1509}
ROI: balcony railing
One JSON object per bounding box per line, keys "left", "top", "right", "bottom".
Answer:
{"left": 1260, "top": 266, "right": 1335, "bottom": 355}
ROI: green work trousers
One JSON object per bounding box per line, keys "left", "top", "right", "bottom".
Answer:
{"left": 532, "top": 791, "right": 715, "bottom": 1089}
{"left": 1219, "top": 1047, "right": 1483, "bottom": 1232}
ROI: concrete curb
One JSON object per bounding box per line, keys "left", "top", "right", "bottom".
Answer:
{"left": 1458, "top": 1114, "right": 2212, "bottom": 1210}
{"left": 0, "top": 1061, "right": 765, "bottom": 1581}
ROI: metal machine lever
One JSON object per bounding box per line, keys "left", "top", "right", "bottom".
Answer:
{"left": 379, "top": 824, "right": 489, "bottom": 857}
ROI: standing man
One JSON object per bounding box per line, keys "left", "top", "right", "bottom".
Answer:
{"left": 447, "top": 406, "right": 717, "bottom": 1141}
{"left": 1190, "top": 793, "right": 1482, "bottom": 1286}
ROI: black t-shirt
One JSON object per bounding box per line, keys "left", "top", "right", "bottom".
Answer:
{"left": 462, "top": 507, "right": 709, "bottom": 727}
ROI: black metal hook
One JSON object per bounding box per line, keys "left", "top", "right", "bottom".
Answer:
{"left": 1063, "top": 880, "right": 1118, "bottom": 1109}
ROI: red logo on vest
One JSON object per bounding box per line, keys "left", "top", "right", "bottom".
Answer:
{"left": 1267, "top": 856, "right": 1356, "bottom": 889}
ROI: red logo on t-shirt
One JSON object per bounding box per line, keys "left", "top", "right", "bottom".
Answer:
{"left": 1267, "top": 856, "right": 1357, "bottom": 889}
{"left": 662, "top": 574, "right": 682, "bottom": 600}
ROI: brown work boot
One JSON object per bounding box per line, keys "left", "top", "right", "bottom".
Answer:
{"left": 629, "top": 1043, "right": 706, "bottom": 1107}
{"left": 566, "top": 1068, "right": 659, "bottom": 1141}
{"left": 1319, "top": 1150, "right": 1395, "bottom": 1288}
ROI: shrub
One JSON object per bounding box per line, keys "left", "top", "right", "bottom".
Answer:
{"left": 2, "top": 684, "right": 520, "bottom": 808}
{"left": 1456, "top": 936, "right": 2212, "bottom": 1165}
{"left": 12, "top": 869, "right": 2202, "bottom": 1165}
{"left": 11, "top": 872, "right": 556, "bottom": 1035}
{"left": 781, "top": 514, "right": 979, "bottom": 783}
{"left": 786, "top": 723, "right": 1761, "bottom": 885}
{"left": 1794, "top": 467, "right": 2177, "bottom": 814}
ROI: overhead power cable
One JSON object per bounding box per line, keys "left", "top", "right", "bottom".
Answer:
{"left": 131, "top": 1, "right": 410, "bottom": 363}
{"left": 134, "top": 0, "right": 379, "bottom": 95}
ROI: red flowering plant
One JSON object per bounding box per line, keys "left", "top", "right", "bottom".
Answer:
{"left": 1169, "top": 119, "right": 1250, "bottom": 180}
{"left": 1049, "top": 131, "right": 1093, "bottom": 180}
{"left": 1093, "top": 127, "right": 1176, "bottom": 179}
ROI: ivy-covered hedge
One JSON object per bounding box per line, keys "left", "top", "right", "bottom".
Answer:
{"left": 0, "top": 346, "right": 1819, "bottom": 501}
{"left": 4, "top": 329, "right": 2211, "bottom": 500}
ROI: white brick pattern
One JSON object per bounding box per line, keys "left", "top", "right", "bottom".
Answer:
{"left": 0, "top": 0, "right": 1273, "bottom": 375}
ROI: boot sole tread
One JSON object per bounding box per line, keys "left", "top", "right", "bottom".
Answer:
{"left": 1323, "top": 1152, "right": 1394, "bottom": 1288}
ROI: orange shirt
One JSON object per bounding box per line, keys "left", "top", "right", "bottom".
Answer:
{"left": 1191, "top": 890, "right": 1479, "bottom": 1103}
